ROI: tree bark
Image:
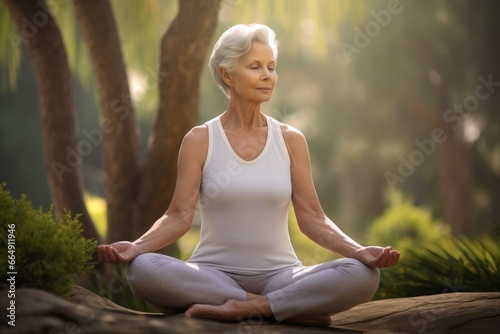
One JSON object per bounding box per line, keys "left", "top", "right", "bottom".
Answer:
{"left": 3, "top": 0, "right": 100, "bottom": 242}
{"left": 134, "top": 0, "right": 219, "bottom": 240}
{"left": 436, "top": 127, "right": 472, "bottom": 234}
{"left": 435, "top": 89, "right": 472, "bottom": 235}
{"left": 403, "top": 94, "right": 472, "bottom": 234}
{"left": 73, "top": 0, "right": 140, "bottom": 243}
{"left": 4, "top": 0, "right": 220, "bottom": 247}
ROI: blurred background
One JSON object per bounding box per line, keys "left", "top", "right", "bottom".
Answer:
{"left": 1, "top": 0, "right": 499, "bottom": 300}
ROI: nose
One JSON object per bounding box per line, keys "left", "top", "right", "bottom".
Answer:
{"left": 261, "top": 68, "right": 271, "bottom": 80}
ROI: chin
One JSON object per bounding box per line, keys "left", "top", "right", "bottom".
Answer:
{"left": 257, "top": 95, "right": 273, "bottom": 103}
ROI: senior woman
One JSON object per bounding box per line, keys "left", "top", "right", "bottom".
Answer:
{"left": 98, "top": 23, "right": 400, "bottom": 326}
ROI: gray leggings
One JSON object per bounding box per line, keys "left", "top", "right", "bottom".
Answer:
{"left": 126, "top": 253, "right": 380, "bottom": 322}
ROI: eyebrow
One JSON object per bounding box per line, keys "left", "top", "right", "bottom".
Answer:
{"left": 248, "top": 60, "right": 276, "bottom": 64}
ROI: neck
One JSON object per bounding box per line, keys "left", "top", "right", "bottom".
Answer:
{"left": 221, "top": 99, "right": 266, "bottom": 131}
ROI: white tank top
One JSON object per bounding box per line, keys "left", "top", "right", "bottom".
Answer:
{"left": 188, "top": 114, "right": 301, "bottom": 274}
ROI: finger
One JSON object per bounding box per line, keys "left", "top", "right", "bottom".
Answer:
{"left": 110, "top": 247, "right": 122, "bottom": 264}
{"left": 99, "top": 245, "right": 112, "bottom": 263}
{"left": 379, "top": 255, "right": 390, "bottom": 268}
{"left": 111, "top": 247, "right": 126, "bottom": 263}
{"left": 102, "top": 245, "right": 118, "bottom": 264}
{"left": 371, "top": 251, "right": 388, "bottom": 267}
{"left": 383, "top": 251, "right": 400, "bottom": 267}
{"left": 97, "top": 245, "right": 104, "bottom": 262}
{"left": 390, "top": 251, "right": 401, "bottom": 266}
{"left": 378, "top": 249, "right": 395, "bottom": 268}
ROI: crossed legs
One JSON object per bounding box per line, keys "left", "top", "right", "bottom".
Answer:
{"left": 126, "top": 254, "right": 380, "bottom": 325}
{"left": 126, "top": 253, "right": 247, "bottom": 314}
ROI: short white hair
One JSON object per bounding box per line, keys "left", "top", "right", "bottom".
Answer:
{"left": 209, "top": 23, "right": 279, "bottom": 98}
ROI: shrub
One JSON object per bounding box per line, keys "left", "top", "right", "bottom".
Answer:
{"left": 366, "top": 193, "right": 450, "bottom": 250}
{"left": 376, "top": 235, "right": 500, "bottom": 299}
{"left": 0, "top": 183, "right": 97, "bottom": 298}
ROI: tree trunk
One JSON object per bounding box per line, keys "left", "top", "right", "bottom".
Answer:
{"left": 436, "top": 90, "right": 472, "bottom": 234}
{"left": 73, "top": 0, "right": 140, "bottom": 243}
{"left": 133, "top": 0, "right": 219, "bottom": 240}
{"left": 3, "top": 0, "right": 100, "bottom": 242}
{"left": 474, "top": 1, "right": 500, "bottom": 231}
{"left": 404, "top": 95, "right": 472, "bottom": 234}
{"left": 436, "top": 127, "right": 472, "bottom": 234}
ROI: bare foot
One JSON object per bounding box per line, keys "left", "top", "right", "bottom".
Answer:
{"left": 283, "top": 314, "right": 332, "bottom": 327}
{"left": 184, "top": 300, "right": 241, "bottom": 322}
{"left": 184, "top": 297, "right": 272, "bottom": 323}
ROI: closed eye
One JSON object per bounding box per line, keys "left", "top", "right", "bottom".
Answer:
{"left": 249, "top": 62, "right": 276, "bottom": 71}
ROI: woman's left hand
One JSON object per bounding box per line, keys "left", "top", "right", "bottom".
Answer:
{"left": 355, "top": 246, "right": 400, "bottom": 268}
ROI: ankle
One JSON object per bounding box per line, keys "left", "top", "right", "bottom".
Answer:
{"left": 248, "top": 296, "right": 273, "bottom": 317}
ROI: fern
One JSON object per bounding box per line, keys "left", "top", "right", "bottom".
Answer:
{"left": 376, "top": 236, "right": 500, "bottom": 299}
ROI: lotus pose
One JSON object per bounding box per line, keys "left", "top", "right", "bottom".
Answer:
{"left": 98, "top": 23, "right": 400, "bottom": 326}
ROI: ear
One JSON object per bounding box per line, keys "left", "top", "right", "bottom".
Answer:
{"left": 220, "top": 67, "right": 233, "bottom": 87}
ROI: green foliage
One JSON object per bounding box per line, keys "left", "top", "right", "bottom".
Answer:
{"left": 367, "top": 193, "right": 451, "bottom": 250}
{"left": 0, "top": 0, "right": 19, "bottom": 91}
{"left": 366, "top": 193, "right": 498, "bottom": 299}
{"left": 0, "top": 183, "right": 97, "bottom": 298}
{"left": 377, "top": 235, "right": 500, "bottom": 299}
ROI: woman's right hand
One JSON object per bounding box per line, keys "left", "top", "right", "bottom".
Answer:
{"left": 97, "top": 241, "right": 143, "bottom": 264}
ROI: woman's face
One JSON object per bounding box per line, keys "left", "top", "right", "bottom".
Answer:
{"left": 224, "top": 42, "right": 278, "bottom": 103}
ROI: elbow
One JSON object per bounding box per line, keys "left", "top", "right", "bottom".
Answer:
{"left": 160, "top": 210, "right": 194, "bottom": 230}
{"left": 297, "top": 220, "right": 312, "bottom": 235}
{"left": 180, "top": 218, "right": 193, "bottom": 231}
{"left": 173, "top": 211, "right": 194, "bottom": 230}
{"left": 296, "top": 213, "right": 330, "bottom": 244}
{"left": 297, "top": 219, "right": 321, "bottom": 240}
{"left": 296, "top": 211, "right": 325, "bottom": 232}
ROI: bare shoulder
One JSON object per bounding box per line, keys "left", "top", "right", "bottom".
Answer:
{"left": 277, "top": 121, "right": 308, "bottom": 155}
{"left": 179, "top": 125, "right": 208, "bottom": 165}
{"left": 183, "top": 125, "right": 208, "bottom": 144}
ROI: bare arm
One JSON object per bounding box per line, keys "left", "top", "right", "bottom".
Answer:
{"left": 282, "top": 125, "right": 399, "bottom": 267}
{"left": 98, "top": 125, "right": 208, "bottom": 264}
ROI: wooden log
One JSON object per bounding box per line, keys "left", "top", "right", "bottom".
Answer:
{"left": 1, "top": 285, "right": 498, "bottom": 333}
